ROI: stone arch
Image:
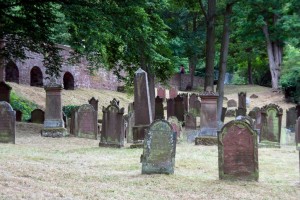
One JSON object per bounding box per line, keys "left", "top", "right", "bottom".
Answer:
{"left": 5, "top": 61, "right": 19, "bottom": 83}
{"left": 63, "top": 72, "right": 74, "bottom": 90}
{"left": 30, "top": 66, "right": 43, "bottom": 87}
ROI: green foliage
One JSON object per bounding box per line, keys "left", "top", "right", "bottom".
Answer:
{"left": 231, "top": 73, "right": 247, "bottom": 85}
{"left": 9, "top": 91, "right": 38, "bottom": 121}
{"left": 62, "top": 105, "right": 80, "bottom": 118}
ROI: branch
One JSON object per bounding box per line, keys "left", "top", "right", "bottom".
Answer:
{"left": 198, "top": 0, "right": 207, "bottom": 22}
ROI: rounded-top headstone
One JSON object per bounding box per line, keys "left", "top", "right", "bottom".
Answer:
{"left": 0, "top": 101, "right": 13, "bottom": 112}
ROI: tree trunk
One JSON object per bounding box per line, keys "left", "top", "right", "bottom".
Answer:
{"left": 0, "top": 39, "right": 5, "bottom": 81}
{"left": 189, "top": 54, "right": 197, "bottom": 89}
{"left": 262, "top": 24, "right": 282, "bottom": 90}
{"left": 217, "top": 4, "right": 232, "bottom": 122}
{"left": 248, "top": 58, "right": 253, "bottom": 84}
{"left": 204, "top": 0, "right": 216, "bottom": 91}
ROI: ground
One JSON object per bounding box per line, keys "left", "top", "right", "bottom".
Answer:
{"left": 0, "top": 83, "right": 299, "bottom": 199}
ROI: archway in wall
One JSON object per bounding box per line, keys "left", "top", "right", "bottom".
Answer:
{"left": 30, "top": 66, "right": 43, "bottom": 87}
{"left": 63, "top": 72, "right": 75, "bottom": 90}
{"left": 5, "top": 61, "right": 19, "bottom": 83}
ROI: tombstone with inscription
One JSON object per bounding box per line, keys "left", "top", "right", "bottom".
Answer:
{"left": 169, "top": 87, "right": 178, "bottom": 99}
{"left": 31, "top": 109, "right": 45, "bottom": 124}
{"left": 75, "top": 104, "right": 98, "bottom": 139}
{"left": 218, "top": 120, "right": 258, "bottom": 181}
{"left": 132, "top": 68, "right": 152, "bottom": 147}
{"left": 174, "top": 95, "right": 184, "bottom": 122}
{"left": 15, "top": 110, "right": 22, "bottom": 122}
{"left": 88, "top": 97, "right": 99, "bottom": 118}
{"left": 141, "top": 120, "right": 176, "bottom": 174}
{"left": 238, "top": 92, "right": 247, "bottom": 109}
{"left": 260, "top": 104, "right": 283, "bottom": 148}
{"left": 42, "top": 77, "right": 67, "bottom": 137}
{"left": 155, "top": 96, "right": 164, "bottom": 120}
{"left": 157, "top": 87, "right": 166, "bottom": 99}
{"left": 100, "top": 98, "right": 125, "bottom": 147}
{"left": 0, "top": 101, "right": 15, "bottom": 144}
{"left": 0, "top": 81, "right": 11, "bottom": 103}
{"left": 286, "top": 107, "right": 297, "bottom": 132}
{"left": 167, "top": 98, "right": 175, "bottom": 119}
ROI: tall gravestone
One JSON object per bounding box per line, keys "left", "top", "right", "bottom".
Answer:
{"left": 169, "top": 87, "right": 178, "bottom": 99}
{"left": 31, "top": 109, "right": 45, "bottom": 124}
{"left": 238, "top": 92, "right": 247, "bottom": 109}
{"left": 126, "top": 102, "right": 135, "bottom": 143}
{"left": 189, "top": 93, "right": 198, "bottom": 112}
{"left": 218, "top": 120, "right": 258, "bottom": 181}
{"left": 174, "top": 95, "right": 184, "bottom": 122}
{"left": 42, "top": 78, "right": 67, "bottom": 137}
{"left": 260, "top": 104, "right": 283, "bottom": 148}
{"left": 181, "top": 93, "right": 188, "bottom": 112}
{"left": 0, "top": 101, "right": 15, "bottom": 144}
{"left": 88, "top": 97, "right": 99, "bottom": 118}
{"left": 157, "top": 87, "right": 166, "bottom": 99}
{"left": 75, "top": 104, "right": 97, "bottom": 139}
{"left": 286, "top": 107, "right": 297, "bottom": 132}
{"left": 155, "top": 96, "right": 164, "bottom": 120}
{"left": 0, "top": 81, "right": 11, "bottom": 103}
{"left": 132, "top": 68, "right": 152, "bottom": 147}
{"left": 141, "top": 120, "right": 176, "bottom": 174}
{"left": 100, "top": 98, "right": 125, "bottom": 147}
{"left": 167, "top": 98, "right": 175, "bottom": 119}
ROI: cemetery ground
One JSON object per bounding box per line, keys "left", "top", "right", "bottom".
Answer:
{"left": 0, "top": 83, "right": 299, "bottom": 199}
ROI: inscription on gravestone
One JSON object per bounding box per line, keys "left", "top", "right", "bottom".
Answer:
{"left": 75, "top": 104, "right": 97, "bottom": 139}
{"left": 141, "top": 120, "right": 176, "bottom": 174}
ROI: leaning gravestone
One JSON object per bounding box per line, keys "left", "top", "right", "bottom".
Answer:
{"left": 0, "top": 81, "right": 12, "bottom": 103}
{"left": 100, "top": 98, "right": 125, "bottom": 147}
{"left": 218, "top": 120, "right": 258, "bottom": 181}
{"left": 174, "top": 95, "right": 184, "bottom": 122}
{"left": 286, "top": 107, "right": 297, "bottom": 132}
{"left": 155, "top": 96, "right": 164, "bottom": 120}
{"left": 75, "top": 104, "right": 97, "bottom": 139}
{"left": 141, "top": 120, "right": 176, "bottom": 174}
{"left": 260, "top": 104, "right": 283, "bottom": 148}
{"left": 31, "top": 109, "right": 45, "bottom": 124}
{"left": 0, "top": 101, "right": 15, "bottom": 144}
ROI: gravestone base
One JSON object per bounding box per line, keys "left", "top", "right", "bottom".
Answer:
{"left": 198, "top": 128, "right": 218, "bottom": 137}
{"left": 195, "top": 136, "right": 218, "bottom": 145}
{"left": 77, "top": 132, "right": 97, "bottom": 140}
{"left": 99, "top": 142, "right": 123, "bottom": 148}
{"left": 41, "top": 127, "right": 68, "bottom": 137}
{"left": 130, "top": 125, "right": 148, "bottom": 148}
{"left": 259, "top": 141, "right": 280, "bottom": 148}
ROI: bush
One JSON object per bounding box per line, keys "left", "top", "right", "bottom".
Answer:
{"left": 10, "top": 91, "right": 38, "bottom": 121}
{"left": 231, "top": 73, "right": 247, "bottom": 85}
{"left": 62, "top": 105, "right": 80, "bottom": 118}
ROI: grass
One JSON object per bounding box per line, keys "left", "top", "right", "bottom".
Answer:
{"left": 0, "top": 123, "right": 299, "bottom": 200}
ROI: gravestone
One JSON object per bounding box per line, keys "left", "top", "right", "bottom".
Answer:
{"left": 0, "top": 101, "right": 15, "bottom": 144}
{"left": 88, "top": 97, "right": 99, "bottom": 118}
{"left": 75, "top": 104, "right": 97, "bottom": 139}
{"left": 174, "top": 95, "right": 184, "bottom": 122}
{"left": 218, "top": 120, "right": 258, "bottom": 181}
{"left": 157, "top": 87, "right": 166, "bottom": 99}
{"left": 169, "top": 87, "right": 178, "bottom": 99}
{"left": 70, "top": 107, "right": 79, "bottom": 135}
{"left": 248, "top": 107, "right": 262, "bottom": 130}
{"left": 132, "top": 68, "right": 152, "bottom": 147}
{"left": 155, "top": 96, "right": 164, "bottom": 120}
{"left": 260, "top": 104, "right": 283, "bottom": 148}
{"left": 185, "top": 113, "right": 197, "bottom": 130}
{"left": 141, "top": 120, "right": 176, "bottom": 174}
{"left": 236, "top": 107, "right": 247, "bottom": 117}
{"left": 167, "top": 98, "right": 175, "bottom": 119}
{"left": 189, "top": 93, "right": 199, "bottom": 111}
{"left": 296, "top": 117, "right": 300, "bottom": 150}
{"left": 31, "top": 109, "right": 45, "bottom": 124}
{"left": 0, "top": 81, "right": 11, "bottom": 103}
{"left": 221, "top": 107, "right": 227, "bottom": 123}
{"left": 181, "top": 93, "right": 188, "bottom": 112}
{"left": 238, "top": 92, "right": 247, "bottom": 109}
{"left": 236, "top": 115, "right": 254, "bottom": 128}
{"left": 225, "top": 109, "right": 235, "bottom": 117}
{"left": 126, "top": 102, "right": 135, "bottom": 143}
{"left": 286, "top": 107, "right": 297, "bottom": 132}
{"left": 15, "top": 110, "right": 22, "bottom": 122}
{"left": 62, "top": 112, "right": 67, "bottom": 128}
{"left": 227, "top": 99, "right": 237, "bottom": 108}
{"left": 250, "top": 94, "right": 258, "bottom": 99}
{"left": 168, "top": 116, "right": 181, "bottom": 139}
{"left": 100, "top": 98, "right": 125, "bottom": 147}
{"left": 42, "top": 78, "right": 67, "bottom": 137}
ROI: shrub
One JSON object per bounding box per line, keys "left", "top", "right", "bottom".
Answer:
{"left": 62, "top": 105, "right": 80, "bottom": 118}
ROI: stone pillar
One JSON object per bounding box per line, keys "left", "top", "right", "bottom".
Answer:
{"left": 131, "top": 68, "right": 152, "bottom": 148}
{"left": 0, "top": 39, "right": 6, "bottom": 82}
{"left": 42, "top": 78, "right": 67, "bottom": 137}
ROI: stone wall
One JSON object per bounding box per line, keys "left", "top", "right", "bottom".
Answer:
{"left": 169, "top": 74, "right": 204, "bottom": 90}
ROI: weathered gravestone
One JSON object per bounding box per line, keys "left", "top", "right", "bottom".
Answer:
{"left": 31, "top": 109, "right": 45, "bottom": 124}
{"left": 168, "top": 116, "right": 181, "bottom": 139}
{"left": 169, "top": 87, "right": 178, "bottom": 99}
{"left": 227, "top": 99, "right": 237, "bottom": 108}
{"left": 70, "top": 107, "right": 79, "bottom": 135}
{"left": 248, "top": 107, "right": 262, "bottom": 130}
{"left": 126, "top": 102, "right": 135, "bottom": 143}
{"left": 88, "top": 97, "right": 99, "bottom": 118}
{"left": 189, "top": 93, "right": 199, "bottom": 112}
{"left": 141, "top": 120, "right": 176, "bottom": 174}
{"left": 42, "top": 78, "right": 67, "bottom": 137}
{"left": 132, "top": 68, "right": 152, "bottom": 147}
{"left": 75, "top": 104, "right": 97, "bottom": 139}
{"left": 157, "top": 87, "right": 166, "bottom": 99}
{"left": 238, "top": 92, "right": 247, "bottom": 109}
{"left": 155, "top": 96, "right": 164, "bottom": 120}
{"left": 174, "top": 95, "right": 184, "bottom": 122}
{"left": 218, "top": 120, "right": 258, "bottom": 181}
{"left": 250, "top": 94, "right": 258, "bottom": 99}
{"left": 260, "top": 104, "right": 283, "bottom": 148}
{"left": 236, "top": 107, "right": 247, "bottom": 117}
{"left": 185, "top": 113, "right": 197, "bottom": 130}
{"left": 0, "top": 101, "right": 15, "bottom": 144}
{"left": 15, "top": 110, "right": 22, "bottom": 122}
{"left": 100, "top": 98, "right": 125, "bottom": 147}
{"left": 181, "top": 93, "right": 188, "bottom": 112}
{"left": 286, "top": 107, "right": 297, "bottom": 132}
{"left": 167, "top": 98, "right": 175, "bottom": 119}
{"left": 0, "top": 81, "right": 11, "bottom": 103}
